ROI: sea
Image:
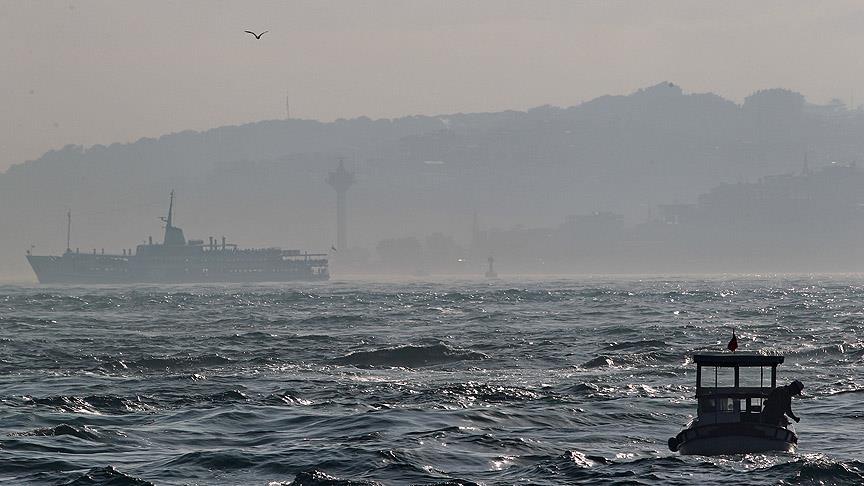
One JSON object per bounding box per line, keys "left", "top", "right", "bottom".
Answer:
{"left": 0, "top": 276, "right": 862, "bottom": 485}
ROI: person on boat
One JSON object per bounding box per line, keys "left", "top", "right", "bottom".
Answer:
{"left": 761, "top": 380, "right": 804, "bottom": 425}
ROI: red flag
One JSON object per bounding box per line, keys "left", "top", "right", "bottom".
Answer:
{"left": 727, "top": 329, "right": 738, "bottom": 352}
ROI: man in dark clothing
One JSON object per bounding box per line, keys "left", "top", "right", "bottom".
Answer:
{"left": 761, "top": 380, "right": 804, "bottom": 425}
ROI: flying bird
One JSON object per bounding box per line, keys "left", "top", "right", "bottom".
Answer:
{"left": 245, "top": 30, "right": 268, "bottom": 39}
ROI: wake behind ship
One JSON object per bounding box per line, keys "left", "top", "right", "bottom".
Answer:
{"left": 26, "top": 192, "right": 329, "bottom": 284}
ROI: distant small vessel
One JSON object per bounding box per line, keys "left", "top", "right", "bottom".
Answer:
{"left": 26, "top": 192, "right": 329, "bottom": 284}
{"left": 667, "top": 352, "right": 797, "bottom": 455}
{"left": 485, "top": 256, "right": 498, "bottom": 278}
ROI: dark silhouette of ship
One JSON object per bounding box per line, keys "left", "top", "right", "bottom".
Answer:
{"left": 26, "top": 192, "right": 329, "bottom": 284}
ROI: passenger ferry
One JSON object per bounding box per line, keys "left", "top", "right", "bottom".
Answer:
{"left": 667, "top": 352, "right": 797, "bottom": 455}
{"left": 26, "top": 191, "right": 329, "bottom": 284}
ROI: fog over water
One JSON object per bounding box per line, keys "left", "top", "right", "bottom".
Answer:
{"left": 4, "top": 2, "right": 864, "bottom": 279}
{"left": 2, "top": 82, "right": 864, "bottom": 278}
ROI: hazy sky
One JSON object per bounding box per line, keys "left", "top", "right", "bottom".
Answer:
{"left": 2, "top": 0, "right": 864, "bottom": 171}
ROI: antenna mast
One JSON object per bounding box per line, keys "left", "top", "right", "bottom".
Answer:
{"left": 166, "top": 190, "right": 175, "bottom": 228}
{"left": 66, "top": 209, "right": 72, "bottom": 254}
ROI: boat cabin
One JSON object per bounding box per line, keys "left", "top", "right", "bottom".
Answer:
{"left": 670, "top": 351, "right": 797, "bottom": 454}
{"left": 693, "top": 352, "right": 784, "bottom": 424}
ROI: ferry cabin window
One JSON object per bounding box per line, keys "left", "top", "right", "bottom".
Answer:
{"left": 699, "top": 398, "right": 716, "bottom": 413}
{"left": 738, "top": 366, "right": 766, "bottom": 388}
{"left": 699, "top": 397, "right": 745, "bottom": 413}
{"left": 699, "top": 365, "right": 769, "bottom": 389}
{"left": 739, "top": 366, "right": 767, "bottom": 411}
{"left": 699, "top": 366, "right": 734, "bottom": 388}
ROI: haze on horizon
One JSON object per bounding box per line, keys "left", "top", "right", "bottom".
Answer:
{"left": 5, "top": 1, "right": 864, "bottom": 281}
{"left": 4, "top": 0, "right": 864, "bottom": 172}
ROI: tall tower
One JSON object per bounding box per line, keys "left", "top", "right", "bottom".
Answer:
{"left": 285, "top": 90, "right": 290, "bottom": 120}
{"left": 326, "top": 159, "right": 355, "bottom": 251}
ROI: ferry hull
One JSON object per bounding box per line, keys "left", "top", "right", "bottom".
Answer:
{"left": 27, "top": 254, "right": 329, "bottom": 284}
{"left": 672, "top": 422, "right": 797, "bottom": 456}
{"left": 678, "top": 435, "right": 795, "bottom": 455}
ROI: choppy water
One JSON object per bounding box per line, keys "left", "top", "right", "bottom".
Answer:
{"left": 0, "top": 276, "right": 862, "bottom": 485}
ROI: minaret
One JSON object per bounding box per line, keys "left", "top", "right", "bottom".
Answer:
{"left": 326, "top": 160, "right": 355, "bottom": 251}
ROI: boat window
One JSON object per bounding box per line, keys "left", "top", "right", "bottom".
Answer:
{"left": 726, "top": 398, "right": 744, "bottom": 413}
{"left": 700, "top": 366, "right": 734, "bottom": 388}
{"left": 738, "top": 366, "right": 766, "bottom": 388}
{"left": 745, "top": 396, "right": 764, "bottom": 413}
{"left": 701, "top": 397, "right": 742, "bottom": 413}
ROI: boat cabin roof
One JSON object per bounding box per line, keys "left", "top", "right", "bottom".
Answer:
{"left": 693, "top": 351, "right": 784, "bottom": 398}
{"left": 693, "top": 352, "right": 784, "bottom": 367}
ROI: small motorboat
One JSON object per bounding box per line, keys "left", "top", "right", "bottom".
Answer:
{"left": 667, "top": 352, "right": 797, "bottom": 455}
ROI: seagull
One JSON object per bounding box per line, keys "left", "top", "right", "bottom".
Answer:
{"left": 245, "top": 30, "right": 268, "bottom": 39}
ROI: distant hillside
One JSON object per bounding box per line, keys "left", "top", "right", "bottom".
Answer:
{"left": 3, "top": 82, "right": 864, "bottom": 278}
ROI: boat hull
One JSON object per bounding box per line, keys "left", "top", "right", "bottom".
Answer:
{"left": 27, "top": 254, "right": 329, "bottom": 284}
{"left": 678, "top": 435, "right": 795, "bottom": 455}
{"left": 672, "top": 422, "right": 797, "bottom": 456}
